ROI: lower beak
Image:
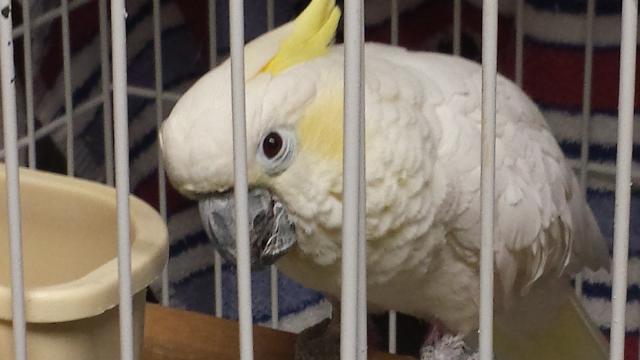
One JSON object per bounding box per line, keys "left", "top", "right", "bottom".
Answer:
{"left": 198, "top": 188, "right": 297, "bottom": 271}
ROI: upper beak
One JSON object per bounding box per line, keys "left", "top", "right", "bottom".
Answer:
{"left": 198, "top": 188, "right": 297, "bottom": 271}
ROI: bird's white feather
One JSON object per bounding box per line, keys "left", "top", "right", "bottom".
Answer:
{"left": 160, "top": 39, "right": 609, "bottom": 334}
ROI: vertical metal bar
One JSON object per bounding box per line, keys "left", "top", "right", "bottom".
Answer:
{"left": 99, "top": 0, "right": 114, "bottom": 186}
{"left": 267, "top": 0, "right": 275, "bottom": 32}
{"left": 388, "top": 311, "right": 397, "bottom": 354}
{"left": 356, "top": 0, "right": 367, "bottom": 354}
{"left": 357, "top": 163, "right": 367, "bottom": 360}
{"left": 61, "top": 0, "right": 74, "bottom": 176}
{"left": 270, "top": 266, "right": 279, "bottom": 328}
{"left": 579, "top": 0, "right": 596, "bottom": 202}
{"left": 576, "top": 0, "right": 595, "bottom": 299}
{"left": 609, "top": 0, "right": 637, "bottom": 359}
{"left": 264, "top": 1, "right": 279, "bottom": 329}
{"left": 213, "top": 187, "right": 223, "bottom": 311}
{"left": 21, "top": 0, "right": 36, "bottom": 168}
{"left": 453, "top": 0, "right": 462, "bottom": 55}
{"left": 208, "top": 0, "right": 223, "bottom": 318}
{"left": 209, "top": 0, "right": 217, "bottom": 68}
{"left": 388, "top": 1, "right": 399, "bottom": 349}
{"left": 229, "top": 0, "right": 255, "bottom": 357}
{"left": 341, "top": 0, "right": 365, "bottom": 357}
{"left": 479, "top": 1, "right": 498, "bottom": 360}
{"left": 152, "top": 0, "right": 170, "bottom": 307}
{"left": 514, "top": 0, "right": 524, "bottom": 86}
{"left": 390, "top": 0, "right": 398, "bottom": 46}
{"left": 0, "top": 3, "right": 27, "bottom": 358}
{"left": 111, "top": 0, "right": 134, "bottom": 359}
{"left": 356, "top": 159, "right": 367, "bottom": 358}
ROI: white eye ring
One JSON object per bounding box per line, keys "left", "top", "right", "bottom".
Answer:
{"left": 257, "top": 128, "right": 297, "bottom": 176}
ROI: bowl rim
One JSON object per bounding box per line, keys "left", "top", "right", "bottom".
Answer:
{"left": 0, "top": 166, "right": 169, "bottom": 322}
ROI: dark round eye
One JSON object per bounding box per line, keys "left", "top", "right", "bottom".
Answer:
{"left": 262, "top": 132, "right": 283, "bottom": 159}
{"left": 257, "top": 128, "right": 296, "bottom": 175}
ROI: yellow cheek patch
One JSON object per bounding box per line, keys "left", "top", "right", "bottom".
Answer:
{"left": 297, "top": 88, "right": 344, "bottom": 161}
{"left": 261, "top": 0, "right": 341, "bottom": 75}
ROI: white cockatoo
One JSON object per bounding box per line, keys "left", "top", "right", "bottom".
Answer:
{"left": 159, "top": 0, "right": 610, "bottom": 358}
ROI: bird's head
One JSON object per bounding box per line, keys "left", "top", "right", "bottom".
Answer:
{"left": 159, "top": 0, "right": 347, "bottom": 270}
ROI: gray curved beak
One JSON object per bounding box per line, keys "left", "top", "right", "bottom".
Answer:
{"left": 198, "top": 188, "right": 297, "bottom": 271}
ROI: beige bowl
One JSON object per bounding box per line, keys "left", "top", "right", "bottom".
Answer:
{"left": 0, "top": 166, "right": 168, "bottom": 360}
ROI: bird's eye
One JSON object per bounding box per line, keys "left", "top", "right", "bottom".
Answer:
{"left": 257, "top": 128, "right": 296, "bottom": 176}
{"left": 262, "top": 132, "right": 283, "bottom": 159}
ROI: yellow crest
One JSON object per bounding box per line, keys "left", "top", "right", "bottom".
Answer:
{"left": 261, "top": 0, "right": 341, "bottom": 75}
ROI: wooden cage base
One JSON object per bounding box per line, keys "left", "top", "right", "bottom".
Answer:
{"left": 143, "top": 303, "right": 412, "bottom": 360}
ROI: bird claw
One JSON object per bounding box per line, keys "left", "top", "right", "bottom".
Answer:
{"left": 420, "top": 334, "right": 479, "bottom": 360}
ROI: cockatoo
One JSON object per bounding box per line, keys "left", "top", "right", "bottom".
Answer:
{"left": 159, "top": 0, "right": 610, "bottom": 358}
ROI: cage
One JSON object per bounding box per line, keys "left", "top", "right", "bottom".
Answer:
{"left": 0, "top": 0, "right": 638, "bottom": 359}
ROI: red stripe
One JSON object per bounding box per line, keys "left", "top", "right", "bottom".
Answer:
{"left": 364, "top": 0, "right": 640, "bottom": 113}
{"left": 521, "top": 43, "right": 640, "bottom": 112}
{"left": 625, "top": 334, "right": 638, "bottom": 360}
{"left": 134, "top": 171, "right": 195, "bottom": 216}
{"left": 38, "top": 1, "right": 101, "bottom": 88}
{"left": 607, "top": 333, "right": 639, "bottom": 360}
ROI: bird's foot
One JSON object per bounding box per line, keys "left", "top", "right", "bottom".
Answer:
{"left": 420, "top": 322, "right": 478, "bottom": 360}
{"left": 419, "top": 334, "right": 479, "bottom": 360}
{"left": 424, "top": 320, "right": 445, "bottom": 346}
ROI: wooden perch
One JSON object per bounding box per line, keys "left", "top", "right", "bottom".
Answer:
{"left": 143, "top": 303, "right": 413, "bottom": 360}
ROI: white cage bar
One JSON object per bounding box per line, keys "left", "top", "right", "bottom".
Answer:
{"left": 341, "top": 0, "right": 366, "bottom": 357}
{"left": 265, "top": 0, "right": 280, "bottom": 329}
{"left": 1, "top": 1, "right": 27, "bottom": 359}
{"left": 479, "top": 0, "right": 498, "bottom": 359}
{"left": 609, "top": 0, "right": 638, "bottom": 359}
{"left": 111, "top": 0, "right": 135, "bottom": 359}
{"left": 453, "top": 0, "right": 462, "bottom": 56}
{"left": 580, "top": 0, "right": 596, "bottom": 211}
{"left": 514, "top": 0, "right": 524, "bottom": 87}
{"left": 151, "top": 0, "right": 170, "bottom": 308}
{"left": 61, "top": 0, "right": 74, "bottom": 176}
{"left": 208, "top": 0, "right": 225, "bottom": 319}
{"left": 20, "top": 0, "right": 35, "bottom": 169}
{"left": 229, "top": 0, "right": 255, "bottom": 358}
{"left": 388, "top": 0, "right": 399, "bottom": 353}
{"left": 390, "top": 0, "right": 398, "bottom": 47}
{"left": 99, "top": 0, "right": 114, "bottom": 186}
{"left": 575, "top": 0, "right": 596, "bottom": 299}
{"left": 267, "top": 0, "right": 275, "bottom": 31}
{"left": 357, "top": 0, "right": 367, "bottom": 356}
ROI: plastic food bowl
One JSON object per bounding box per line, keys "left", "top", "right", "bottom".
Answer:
{"left": 0, "top": 166, "right": 168, "bottom": 360}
